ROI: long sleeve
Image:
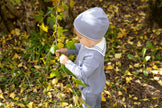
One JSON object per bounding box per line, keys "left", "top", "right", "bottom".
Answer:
{"left": 67, "top": 43, "right": 81, "bottom": 55}
{"left": 65, "top": 52, "right": 100, "bottom": 79}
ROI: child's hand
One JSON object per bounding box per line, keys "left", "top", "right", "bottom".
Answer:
{"left": 59, "top": 55, "right": 69, "bottom": 65}
{"left": 56, "top": 48, "right": 68, "bottom": 57}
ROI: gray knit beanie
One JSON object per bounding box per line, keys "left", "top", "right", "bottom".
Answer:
{"left": 74, "top": 7, "right": 109, "bottom": 41}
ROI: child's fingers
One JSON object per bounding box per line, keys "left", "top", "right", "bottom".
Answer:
{"left": 56, "top": 53, "right": 59, "bottom": 57}
{"left": 56, "top": 50, "right": 60, "bottom": 53}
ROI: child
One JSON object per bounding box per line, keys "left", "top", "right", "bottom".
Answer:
{"left": 56, "top": 7, "right": 109, "bottom": 108}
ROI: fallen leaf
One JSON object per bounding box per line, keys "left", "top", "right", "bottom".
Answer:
{"left": 10, "top": 92, "right": 16, "bottom": 99}
{"left": 18, "top": 103, "right": 25, "bottom": 107}
{"left": 60, "top": 102, "right": 68, "bottom": 107}
{"left": 115, "top": 53, "right": 122, "bottom": 59}
{"left": 106, "top": 65, "right": 113, "bottom": 70}
{"left": 113, "top": 102, "right": 117, "bottom": 108}
{"left": 27, "top": 102, "right": 33, "bottom": 108}
{"left": 101, "top": 93, "right": 106, "bottom": 101}
{"left": 126, "top": 77, "right": 132, "bottom": 83}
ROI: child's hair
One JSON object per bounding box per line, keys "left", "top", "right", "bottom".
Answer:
{"left": 74, "top": 7, "right": 109, "bottom": 41}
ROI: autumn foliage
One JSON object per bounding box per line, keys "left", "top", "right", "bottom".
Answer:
{"left": 0, "top": 0, "right": 161, "bottom": 108}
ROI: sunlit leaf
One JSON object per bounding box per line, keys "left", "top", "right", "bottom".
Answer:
{"left": 62, "top": 2, "right": 68, "bottom": 10}
{"left": 52, "top": 78, "right": 59, "bottom": 85}
{"left": 57, "top": 42, "right": 64, "bottom": 48}
{"left": 73, "top": 95, "right": 79, "bottom": 106}
{"left": 142, "top": 48, "right": 146, "bottom": 58}
{"left": 50, "top": 70, "right": 59, "bottom": 78}
{"left": 101, "top": 93, "right": 106, "bottom": 101}
{"left": 106, "top": 65, "right": 113, "bottom": 70}
{"left": 27, "top": 102, "right": 33, "bottom": 108}
{"left": 18, "top": 103, "right": 25, "bottom": 107}
{"left": 9, "top": 92, "right": 16, "bottom": 99}
{"left": 60, "top": 102, "right": 68, "bottom": 107}
{"left": 143, "top": 69, "right": 148, "bottom": 76}
{"left": 126, "top": 77, "right": 132, "bottom": 83}
{"left": 115, "top": 53, "right": 122, "bottom": 59}
{"left": 113, "top": 102, "right": 117, "bottom": 108}
{"left": 72, "top": 77, "right": 87, "bottom": 87}
{"left": 39, "top": 23, "right": 48, "bottom": 32}
{"left": 144, "top": 56, "right": 151, "bottom": 62}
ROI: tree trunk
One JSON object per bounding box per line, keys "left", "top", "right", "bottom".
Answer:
{"left": 23, "top": 0, "right": 36, "bottom": 34}
{"left": 60, "top": 0, "right": 76, "bottom": 35}
{"left": 145, "top": 0, "right": 162, "bottom": 28}
{"left": 0, "top": 0, "right": 21, "bottom": 33}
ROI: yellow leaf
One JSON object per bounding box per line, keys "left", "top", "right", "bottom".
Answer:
{"left": 73, "top": 95, "right": 79, "bottom": 106}
{"left": 126, "top": 70, "right": 132, "bottom": 75}
{"left": 60, "top": 102, "right": 68, "bottom": 107}
{"left": 134, "top": 63, "right": 140, "bottom": 67}
{"left": 10, "top": 92, "right": 16, "bottom": 99}
{"left": 115, "top": 53, "right": 122, "bottom": 59}
{"left": 39, "top": 23, "right": 48, "bottom": 32}
{"left": 57, "top": 42, "right": 64, "bottom": 48}
{"left": 118, "top": 91, "right": 123, "bottom": 96}
{"left": 129, "top": 94, "right": 132, "bottom": 98}
{"left": 47, "top": 92, "right": 52, "bottom": 98}
{"left": 137, "top": 41, "right": 142, "bottom": 47}
{"left": 119, "top": 28, "right": 127, "bottom": 37}
{"left": 70, "top": 0, "right": 75, "bottom": 8}
{"left": 133, "top": 97, "right": 138, "bottom": 100}
{"left": 34, "top": 65, "right": 41, "bottom": 70}
{"left": 152, "top": 97, "right": 157, "bottom": 100}
{"left": 158, "top": 80, "right": 162, "bottom": 86}
{"left": 101, "top": 93, "right": 106, "bottom": 101}
{"left": 52, "top": 78, "right": 59, "bottom": 85}
{"left": 126, "top": 77, "right": 132, "bottom": 83}
{"left": 106, "top": 65, "right": 113, "bottom": 70}
{"left": 14, "top": 97, "right": 19, "bottom": 101}
{"left": 0, "top": 89, "right": 4, "bottom": 99}
{"left": 15, "top": 28, "right": 21, "bottom": 36}
{"left": 153, "top": 65, "right": 158, "bottom": 69}
{"left": 134, "top": 102, "right": 141, "bottom": 105}
{"left": 142, "top": 98, "right": 150, "bottom": 101}
{"left": 116, "top": 67, "right": 120, "bottom": 71}
{"left": 27, "top": 102, "right": 33, "bottom": 108}
{"left": 113, "top": 102, "right": 117, "bottom": 108}
{"left": 124, "top": 14, "right": 131, "bottom": 18}
{"left": 52, "top": 0, "right": 59, "bottom": 6}
{"left": 18, "top": 103, "right": 25, "bottom": 107}
{"left": 18, "top": 62, "right": 23, "bottom": 68}
{"left": 12, "top": 53, "right": 20, "bottom": 60}
{"left": 11, "top": 29, "right": 15, "bottom": 34}
{"left": 129, "top": 65, "right": 133, "bottom": 68}
{"left": 109, "top": 24, "right": 115, "bottom": 29}
{"left": 122, "top": 97, "right": 125, "bottom": 101}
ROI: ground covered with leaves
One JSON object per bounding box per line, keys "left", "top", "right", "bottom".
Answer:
{"left": 0, "top": 0, "right": 162, "bottom": 108}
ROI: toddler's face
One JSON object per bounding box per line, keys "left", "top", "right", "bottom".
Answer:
{"left": 74, "top": 28, "right": 102, "bottom": 47}
{"left": 74, "top": 29, "right": 90, "bottom": 47}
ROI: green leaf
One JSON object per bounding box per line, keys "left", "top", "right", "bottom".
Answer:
{"left": 142, "top": 48, "right": 146, "bottom": 58}
{"left": 61, "top": 65, "right": 75, "bottom": 76}
{"left": 50, "top": 70, "right": 59, "bottom": 78}
{"left": 146, "top": 41, "right": 153, "bottom": 49}
{"left": 156, "top": 54, "right": 162, "bottom": 60}
{"left": 143, "top": 70, "right": 148, "bottom": 76}
{"left": 144, "top": 56, "right": 151, "bottom": 62}
{"left": 62, "top": 2, "right": 69, "bottom": 10}
{"left": 50, "top": 44, "right": 59, "bottom": 54}
{"left": 72, "top": 77, "right": 87, "bottom": 87}
{"left": 127, "top": 54, "right": 135, "bottom": 60}
{"left": 135, "top": 70, "right": 140, "bottom": 75}
{"left": 66, "top": 40, "right": 76, "bottom": 49}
